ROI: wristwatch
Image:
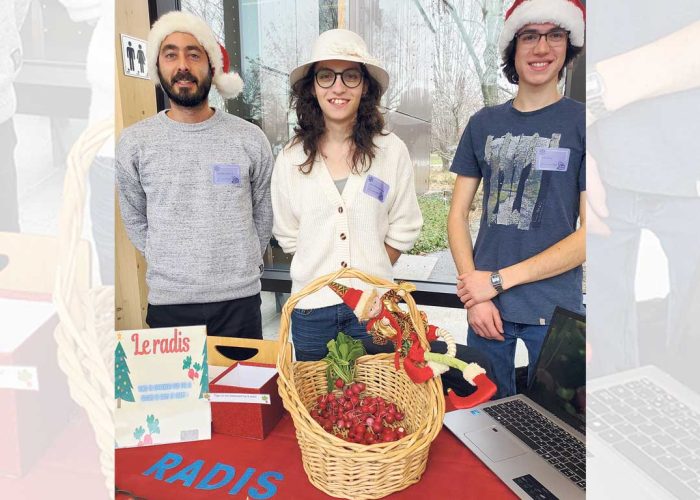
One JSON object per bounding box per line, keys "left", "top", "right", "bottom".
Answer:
{"left": 586, "top": 70, "right": 611, "bottom": 120}
{"left": 490, "top": 271, "right": 504, "bottom": 294}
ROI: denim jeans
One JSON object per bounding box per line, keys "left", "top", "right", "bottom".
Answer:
{"left": 291, "top": 304, "right": 369, "bottom": 361}
{"left": 467, "top": 320, "right": 548, "bottom": 399}
{"left": 292, "top": 303, "right": 496, "bottom": 398}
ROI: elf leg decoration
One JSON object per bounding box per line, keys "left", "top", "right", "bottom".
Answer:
{"left": 423, "top": 352, "right": 497, "bottom": 408}
{"left": 403, "top": 342, "right": 442, "bottom": 384}
{"left": 430, "top": 326, "right": 457, "bottom": 357}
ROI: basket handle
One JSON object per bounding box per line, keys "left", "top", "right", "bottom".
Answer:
{"left": 276, "top": 267, "right": 431, "bottom": 371}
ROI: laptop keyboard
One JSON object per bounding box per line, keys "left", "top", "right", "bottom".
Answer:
{"left": 483, "top": 399, "right": 586, "bottom": 490}
{"left": 589, "top": 377, "right": 700, "bottom": 499}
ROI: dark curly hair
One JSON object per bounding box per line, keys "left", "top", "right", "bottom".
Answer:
{"left": 501, "top": 35, "right": 583, "bottom": 85}
{"left": 289, "top": 63, "right": 385, "bottom": 174}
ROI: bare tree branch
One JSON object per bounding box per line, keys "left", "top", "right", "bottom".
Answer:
{"left": 411, "top": 0, "right": 436, "bottom": 34}
{"left": 441, "top": 0, "right": 484, "bottom": 81}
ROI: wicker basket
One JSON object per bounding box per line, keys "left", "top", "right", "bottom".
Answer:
{"left": 276, "top": 268, "right": 445, "bottom": 499}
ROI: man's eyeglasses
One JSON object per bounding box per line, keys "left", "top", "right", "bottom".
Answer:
{"left": 315, "top": 68, "right": 364, "bottom": 88}
{"left": 516, "top": 29, "right": 569, "bottom": 47}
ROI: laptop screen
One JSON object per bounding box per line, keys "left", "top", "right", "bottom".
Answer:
{"left": 526, "top": 307, "right": 586, "bottom": 434}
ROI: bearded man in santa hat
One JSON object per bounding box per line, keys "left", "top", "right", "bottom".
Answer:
{"left": 116, "top": 11, "right": 273, "bottom": 339}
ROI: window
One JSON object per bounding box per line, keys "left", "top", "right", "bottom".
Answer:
{"left": 176, "top": 0, "right": 582, "bottom": 304}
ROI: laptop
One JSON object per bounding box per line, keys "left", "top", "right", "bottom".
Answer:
{"left": 444, "top": 307, "right": 586, "bottom": 499}
{"left": 587, "top": 365, "right": 700, "bottom": 500}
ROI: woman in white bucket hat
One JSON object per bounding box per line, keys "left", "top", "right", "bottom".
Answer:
{"left": 271, "top": 28, "right": 423, "bottom": 361}
{"left": 270, "top": 30, "right": 494, "bottom": 397}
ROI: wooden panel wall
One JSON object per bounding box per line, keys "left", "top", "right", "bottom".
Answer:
{"left": 115, "top": 0, "right": 154, "bottom": 330}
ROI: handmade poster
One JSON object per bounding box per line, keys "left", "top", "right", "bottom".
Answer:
{"left": 115, "top": 326, "right": 211, "bottom": 449}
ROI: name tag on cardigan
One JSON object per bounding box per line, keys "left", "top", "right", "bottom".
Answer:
{"left": 363, "top": 175, "right": 390, "bottom": 202}
{"left": 211, "top": 164, "right": 241, "bottom": 185}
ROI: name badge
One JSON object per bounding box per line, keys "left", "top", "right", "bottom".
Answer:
{"left": 363, "top": 175, "right": 390, "bottom": 203}
{"left": 534, "top": 147, "right": 570, "bottom": 172}
{"left": 212, "top": 164, "right": 241, "bottom": 185}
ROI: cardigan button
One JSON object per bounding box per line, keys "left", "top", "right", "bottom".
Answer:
{"left": 338, "top": 206, "right": 344, "bottom": 214}
{"left": 340, "top": 233, "right": 346, "bottom": 240}
{"left": 341, "top": 261, "right": 347, "bottom": 268}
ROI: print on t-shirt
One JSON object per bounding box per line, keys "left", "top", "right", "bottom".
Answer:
{"left": 484, "top": 132, "right": 561, "bottom": 230}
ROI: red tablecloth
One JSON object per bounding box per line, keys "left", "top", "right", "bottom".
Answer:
{"left": 115, "top": 409, "right": 516, "bottom": 499}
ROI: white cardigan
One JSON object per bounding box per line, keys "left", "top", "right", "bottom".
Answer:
{"left": 271, "top": 132, "right": 423, "bottom": 309}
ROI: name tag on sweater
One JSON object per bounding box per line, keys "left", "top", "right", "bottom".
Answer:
{"left": 211, "top": 164, "right": 241, "bottom": 185}
{"left": 363, "top": 175, "right": 390, "bottom": 203}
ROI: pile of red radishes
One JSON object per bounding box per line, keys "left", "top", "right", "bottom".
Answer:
{"left": 310, "top": 378, "right": 408, "bottom": 444}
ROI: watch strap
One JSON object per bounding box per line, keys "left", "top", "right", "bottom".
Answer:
{"left": 490, "top": 272, "right": 504, "bottom": 294}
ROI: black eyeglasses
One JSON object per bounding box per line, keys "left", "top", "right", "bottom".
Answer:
{"left": 516, "top": 29, "right": 569, "bottom": 47}
{"left": 314, "top": 68, "right": 364, "bottom": 88}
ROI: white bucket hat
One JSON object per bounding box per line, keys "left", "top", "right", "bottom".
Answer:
{"left": 289, "top": 29, "right": 390, "bottom": 96}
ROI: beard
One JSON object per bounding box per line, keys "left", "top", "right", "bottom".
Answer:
{"left": 159, "top": 68, "right": 212, "bottom": 107}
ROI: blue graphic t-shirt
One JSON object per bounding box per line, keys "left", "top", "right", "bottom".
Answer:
{"left": 450, "top": 97, "right": 585, "bottom": 325}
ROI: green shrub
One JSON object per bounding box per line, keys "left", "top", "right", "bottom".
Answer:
{"left": 409, "top": 193, "right": 451, "bottom": 255}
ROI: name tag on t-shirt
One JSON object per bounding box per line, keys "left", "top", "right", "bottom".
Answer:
{"left": 534, "top": 147, "right": 570, "bottom": 172}
{"left": 211, "top": 164, "right": 241, "bottom": 185}
{"left": 363, "top": 175, "right": 390, "bottom": 203}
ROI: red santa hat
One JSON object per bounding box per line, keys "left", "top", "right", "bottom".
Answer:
{"left": 328, "top": 282, "right": 377, "bottom": 321}
{"left": 499, "top": 0, "right": 585, "bottom": 56}
{"left": 147, "top": 11, "right": 243, "bottom": 99}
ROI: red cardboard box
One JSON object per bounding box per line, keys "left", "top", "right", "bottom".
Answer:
{"left": 209, "top": 362, "right": 284, "bottom": 440}
{"left": 0, "top": 299, "right": 74, "bottom": 476}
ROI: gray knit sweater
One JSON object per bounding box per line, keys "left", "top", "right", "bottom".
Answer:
{"left": 116, "top": 109, "right": 273, "bottom": 305}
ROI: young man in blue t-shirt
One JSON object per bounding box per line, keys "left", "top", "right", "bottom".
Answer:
{"left": 447, "top": 0, "right": 586, "bottom": 398}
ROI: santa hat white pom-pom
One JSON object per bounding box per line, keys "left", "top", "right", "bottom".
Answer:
{"left": 213, "top": 72, "right": 244, "bottom": 99}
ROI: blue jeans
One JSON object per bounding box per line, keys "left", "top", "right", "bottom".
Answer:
{"left": 292, "top": 303, "right": 496, "bottom": 398}
{"left": 467, "top": 321, "right": 548, "bottom": 399}
{"left": 291, "top": 304, "right": 372, "bottom": 361}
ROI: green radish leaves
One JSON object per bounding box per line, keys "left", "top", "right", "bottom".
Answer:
{"left": 324, "top": 332, "right": 366, "bottom": 392}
